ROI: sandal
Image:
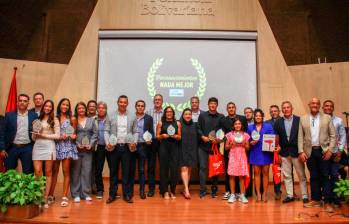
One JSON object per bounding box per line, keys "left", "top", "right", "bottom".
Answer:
{"left": 169, "top": 192, "right": 176, "bottom": 199}
{"left": 262, "top": 194, "right": 268, "bottom": 203}
{"left": 60, "top": 197, "right": 69, "bottom": 207}
{"left": 48, "top": 195, "right": 55, "bottom": 205}
{"left": 164, "top": 192, "right": 170, "bottom": 200}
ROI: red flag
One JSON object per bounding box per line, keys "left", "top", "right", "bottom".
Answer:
{"left": 5, "top": 67, "right": 17, "bottom": 113}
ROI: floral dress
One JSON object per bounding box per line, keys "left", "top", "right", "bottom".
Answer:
{"left": 56, "top": 119, "right": 78, "bottom": 160}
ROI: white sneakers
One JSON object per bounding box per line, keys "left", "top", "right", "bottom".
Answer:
{"left": 228, "top": 194, "right": 237, "bottom": 203}
{"left": 238, "top": 194, "right": 249, "bottom": 204}
{"left": 74, "top": 196, "right": 93, "bottom": 202}
{"left": 228, "top": 194, "right": 248, "bottom": 204}
{"left": 74, "top": 197, "right": 81, "bottom": 203}
{"left": 222, "top": 192, "right": 231, "bottom": 200}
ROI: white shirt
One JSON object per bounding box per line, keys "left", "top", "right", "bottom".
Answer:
{"left": 332, "top": 116, "right": 347, "bottom": 152}
{"left": 310, "top": 113, "right": 320, "bottom": 146}
{"left": 13, "top": 110, "right": 31, "bottom": 144}
{"left": 191, "top": 110, "right": 201, "bottom": 123}
{"left": 116, "top": 114, "right": 127, "bottom": 143}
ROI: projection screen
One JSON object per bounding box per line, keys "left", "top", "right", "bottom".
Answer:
{"left": 97, "top": 31, "right": 257, "bottom": 115}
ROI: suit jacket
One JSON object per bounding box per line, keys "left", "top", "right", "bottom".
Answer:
{"left": 219, "top": 114, "right": 248, "bottom": 133}
{"left": 0, "top": 110, "right": 38, "bottom": 151}
{"left": 273, "top": 115, "right": 300, "bottom": 158}
{"left": 298, "top": 113, "right": 336, "bottom": 157}
{"left": 104, "top": 111, "right": 138, "bottom": 146}
{"left": 142, "top": 114, "right": 154, "bottom": 138}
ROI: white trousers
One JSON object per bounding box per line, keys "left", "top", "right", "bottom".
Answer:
{"left": 281, "top": 156, "right": 308, "bottom": 199}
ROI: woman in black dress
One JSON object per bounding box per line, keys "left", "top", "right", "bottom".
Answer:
{"left": 179, "top": 108, "right": 198, "bottom": 199}
{"left": 156, "top": 106, "right": 182, "bottom": 199}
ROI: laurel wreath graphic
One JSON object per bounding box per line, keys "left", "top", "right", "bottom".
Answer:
{"left": 147, "top": 58, "right": 207, "bottom": 112}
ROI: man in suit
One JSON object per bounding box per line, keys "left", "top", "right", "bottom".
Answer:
{"left": 29, "top": 92, "right": 44, "bottom": 116}
{"left": 129, "top": 100, "right": 154, "bottom": 199}
{"left": 104, "top": 95, "right": 138, "bottom": 204}
{"left": 298, "top": 97, "right": 336, "bottom": 211}
{"left": 219, "top": 102, "right": 248, "bottom": 199}
{"left": 146, "top": 94, "right": 163, "bottom": 197}
{"left": 274, "top": 101, "right": 309, "bottom": 204}
{"left": 0, "top": 94, "right": 38, "bottom": 174}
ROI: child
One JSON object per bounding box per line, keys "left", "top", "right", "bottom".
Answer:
{"left": 225, "top": 118, "right": 250, "bottom": 203}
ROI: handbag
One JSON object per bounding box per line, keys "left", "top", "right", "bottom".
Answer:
{"left": 208, "top": 144, "right": 225, "bottom": 178}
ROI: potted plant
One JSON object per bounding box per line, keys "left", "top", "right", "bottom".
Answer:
{"left": 334, "top": 179, "right": 349, "bottom": 217}
{"left": 0, "top": 170, "right": 45, "bottom": 219}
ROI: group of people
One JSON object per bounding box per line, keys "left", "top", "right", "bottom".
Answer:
{"left": 0, "top": 92, "right": 348, "bottom": 213}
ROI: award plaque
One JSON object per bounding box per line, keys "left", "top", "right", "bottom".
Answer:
{"left": 251, "top": 130, "right": 260, "bottom": 141}
{"left": 208, "top": 130, "right": 216, "bottom": 141}
{"left": 32, "top": 119, "right": 43, "bottom": 133}
{"left": 262, "top": 134, "right": 276, "bottom": 152}
{"left": 109, "top": 134, "right": 118, "bottom": 146}
{"left": 167, "top": 125, "right": 176, "bottom": 136}
{"left": 216, "top": 129, "right": 225, "bottom": 140}
{"left": 65, "top": 125, "right": 75, "bottom": 136}
{"left": 234, "top": 132, "right": 244, "bottom": 143}
{"left": 125, "top": 133, "right": 135, "bottom": 144}
{"left": 143, "top": 131, "right": 152, "bottom": 142}
{"left": 82, "top": 136, "right": 90, "bottom": 146}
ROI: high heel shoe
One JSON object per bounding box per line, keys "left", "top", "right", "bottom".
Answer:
{"left": 182, "top": 192, "right": 191, "bottom": 200}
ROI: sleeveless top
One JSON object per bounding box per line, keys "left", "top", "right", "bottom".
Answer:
{"left": 160, "top": 120, "right": 178, "bottom": 143}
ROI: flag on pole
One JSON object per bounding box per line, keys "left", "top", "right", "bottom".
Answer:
{"left": 5, "top": 67, "right": 18, "bottom": 113}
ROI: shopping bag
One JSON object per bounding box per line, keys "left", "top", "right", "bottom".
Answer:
{"left": 208, "top": 144, "right": 225, "bottom": 178}
{"left": 272, "top": 151, "right": 281, "bottom": 184}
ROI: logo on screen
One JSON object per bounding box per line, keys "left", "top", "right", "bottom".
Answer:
{"left": 147, "top": 58, "right": 206, "bottom": 112}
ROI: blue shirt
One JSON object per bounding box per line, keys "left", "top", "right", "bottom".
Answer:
{"left": 332, "top": 116, "right": 347, "bottom": 152}
{"left": 98, "top": 118, "right": 106, "bottom": 145}
{"left": 137, "top": 115, "right": 145, "bottom": 143}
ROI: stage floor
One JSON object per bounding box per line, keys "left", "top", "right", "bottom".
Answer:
{"left": 2, "top": 183, "right": 349, "bottom": 224}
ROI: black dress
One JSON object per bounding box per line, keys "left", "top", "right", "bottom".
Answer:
{"left": 159, "top": 120, "right": 179, "bottom": 195}
{"left": 179, "top": 119, "right": 198, "bottom": 167}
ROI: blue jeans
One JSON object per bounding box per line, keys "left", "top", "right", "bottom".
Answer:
{"left": 129, "top": 143, "right": 148, "bottom": 195}
{"left": 5, "top": 144, "right": 33, "bottom": 174}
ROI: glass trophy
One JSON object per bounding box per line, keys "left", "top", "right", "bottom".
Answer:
{"left": 234, "top": 132, "right": 244, "bottom": 143}
{"left": 125, "top": 133, "right": 135, "bottom": 144}
{"left": 109, "top": 134, "right": 118, "bottom": 146}
{"left": 167, "top": 125, "right": 176, "bottom": 136}
{"left": 65, "top": 125, "right": 75, "bottom": 136}
{"left": 216, "top": 129, "right": 225, "bottom": 140}
{"left": 251, "top": 130, "right": 260, "bottom": 141}
{"left": 208, "top": 130, "right": 216, "bottom": 141}
{"left": 81, "top": 136, "right": 90, "bottom": 146}
{"left": 32, "top": 119, "right": 43, "bottom": 133}
{"left": 143, "top": 131, "right": 152, "bottom": 142}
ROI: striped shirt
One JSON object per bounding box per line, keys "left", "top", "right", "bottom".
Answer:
{"left": 147, "top": 108, "right": 163, "bottom": 133}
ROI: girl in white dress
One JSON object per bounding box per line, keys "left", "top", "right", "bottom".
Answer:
{"left": 32, "top": 100, "right": 60, "bottom": 208}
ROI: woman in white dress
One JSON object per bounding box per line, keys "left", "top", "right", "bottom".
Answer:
{"left": 32, "top": 100, "right": 60, "bottom": 208}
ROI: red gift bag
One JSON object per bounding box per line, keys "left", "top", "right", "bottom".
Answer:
{"left": 272, "top": 151, "right": 281, "bottom": 184}
{"left": 208, "top": 144, "right": 225, "bottom": 178}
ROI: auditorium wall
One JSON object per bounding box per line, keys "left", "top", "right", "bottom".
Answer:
{"left": 290, "top": 62, "right": 349, "bottom": 121}
{"left": 0, "top": 58, "right": 67, "bottom": 115}
{"left": 1, "top": 0, "right": 348, "bottom": 181}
